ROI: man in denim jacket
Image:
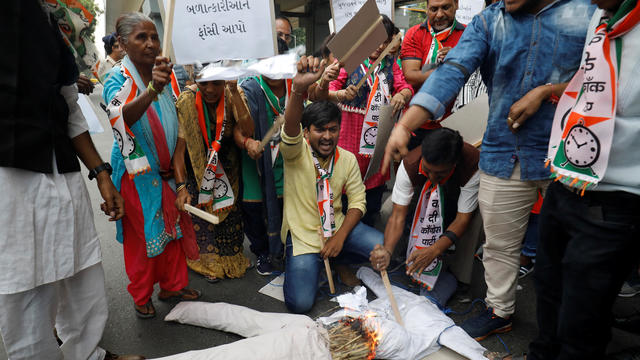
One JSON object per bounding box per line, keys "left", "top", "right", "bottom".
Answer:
{"left": 383, "top": 0, "right": 595, "bottom": 340}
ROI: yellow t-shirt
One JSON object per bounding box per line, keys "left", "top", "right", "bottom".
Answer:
{"left": 280, "top": 125, "right": 367, "bottom": 256}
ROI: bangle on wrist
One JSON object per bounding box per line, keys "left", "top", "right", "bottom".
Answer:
{"left": 176, "top": 183, "right": 186, "bottom": 193}
{"left": 243, "top": 137, "right": 251, "bottom": 149}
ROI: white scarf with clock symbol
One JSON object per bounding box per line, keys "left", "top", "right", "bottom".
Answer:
{"left": 358, "top": 70, "right": 390, "bottom": 156}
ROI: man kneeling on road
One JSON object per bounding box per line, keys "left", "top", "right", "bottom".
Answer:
{"left": 281, "top": 56, "right": 383, "bottom": 314}
{"left": 371, "top": 128, "right": 480, "bottom": 307}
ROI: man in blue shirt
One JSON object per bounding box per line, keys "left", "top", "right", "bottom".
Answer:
{"left": 382, "top": 0, "right": 595, "bottom": 340}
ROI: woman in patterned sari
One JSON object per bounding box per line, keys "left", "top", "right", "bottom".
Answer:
{"left": 173, "top": 68, "right": 251, "bottom": 282}
{"left": 102, "top": 13, "right": 200, "bottom": 319}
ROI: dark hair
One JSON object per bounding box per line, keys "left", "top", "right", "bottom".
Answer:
{"left": 381, "top": 14, "right": 399, "bottom": 39}
{"left": 276, "top": 16, "right": 293, "bottom": 32}
{"left": 420, "top": 128, "right": 463, "bottom": 165}
{"left": 102, "top": 32, "right": 118, "bottom": 55}
{"left": 277, "top": 37, "right": 289, "bottom": 55}
{"left": 302, "top": 101, "right": 341, "bottom": 129}
{"left": 314, "top": 32, "right": 335, "bottom": 59}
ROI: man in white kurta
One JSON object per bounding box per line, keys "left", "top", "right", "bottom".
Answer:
{"left": 0, "top": 84, "right": 128, "bottom": 359}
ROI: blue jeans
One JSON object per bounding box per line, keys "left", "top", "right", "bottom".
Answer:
{"left": 283, "top": 222, "right": 383, "bottom": 313}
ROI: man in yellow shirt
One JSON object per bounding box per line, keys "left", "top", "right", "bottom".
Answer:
{"left": 281, "top": 56, "right": 384, "bottom": 313}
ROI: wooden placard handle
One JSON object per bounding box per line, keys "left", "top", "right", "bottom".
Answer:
{"left": 317, "top": 227, "right": 336, "bottom": 294}
{"left": 259, "top": 115, "right": 285, "bottom": 149}
{"left": 184, "top": 204, "right": 220, "bottom": 225}
{"left": 381, "top": 269, "right": 403, "bottom": 325}
{"left": 161, "top": 0, "right": 176, "bottom": 59}
{"left": 355, "top": 33, "right": 403, "bottom": 91}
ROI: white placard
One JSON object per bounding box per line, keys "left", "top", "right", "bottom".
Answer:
{"left": 171, "top": 0, "right": 277, "bottom": 65}
{"left": 77, "top": 94, "right": 104, "bottom": 134}
{"left": 331, "top": 0, "right": 394, "bottom": 32}
{"left": 455, "top": 0, "right": 485, "bottom": 25}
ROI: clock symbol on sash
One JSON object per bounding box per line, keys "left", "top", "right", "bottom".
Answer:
{"left": 213, "top": 179, "right": 228, "bottom": 199}
{"left": 113, "top": 129, "right": 135, "bottom": 156}
{"left": 563, "top": 120, "right": 600, "bottom": 168}
{"left": 364, "top": 127, "right": 378, "bottom": 146}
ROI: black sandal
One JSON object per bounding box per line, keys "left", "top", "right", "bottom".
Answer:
{"left": 134, "top": 301, "right": 156, "bottom": 319}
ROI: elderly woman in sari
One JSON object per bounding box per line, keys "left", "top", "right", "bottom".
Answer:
{"left": 173, "top": 65, "right": 252, "bottom": 282}
{"left": 102, "top": 13, "right": 200, "bottom": 319}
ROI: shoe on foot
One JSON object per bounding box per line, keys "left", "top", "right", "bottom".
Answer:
{"left": 618, "top": 281, "right": 640, "bottom": 298}
{"left": 518, "top": 263, "right": 534, "bottom": 279}
{"left": 460, "top": 307, "right": 512, "bottom": 341}
{"left": 256, "top": 254, "right": 274, "bottom": 276}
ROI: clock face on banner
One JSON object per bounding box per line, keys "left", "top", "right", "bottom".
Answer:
{"left": 563, "top": 122, "right": 600, "bottom": 168}
{"left": 364, "top": 127, "right": 378, "bottom": 146}
{"left": 213, "top": 179, "right": 229, "bottom": 199}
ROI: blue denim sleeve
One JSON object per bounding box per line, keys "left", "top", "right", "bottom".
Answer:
{"left": 410, "top": 13, "right": 490, "bottom": 119}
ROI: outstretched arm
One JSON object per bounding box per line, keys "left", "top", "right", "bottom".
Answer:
{"left": 283, "top": 56, "right": 326, "bottom": 138}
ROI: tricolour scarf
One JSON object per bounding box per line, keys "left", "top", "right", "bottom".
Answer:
{"left": 547, "top": 0, "right": 640, "bottom": 194}
{"left": 256, "top": 76, "right": 292, "bottom": 166}
{"left": 312, "top": 146, "right": 340, "bottom": 238}
{"left": 407, "top": 163, "right": 454, "bottom": 290}
{"left": 195, "top": 90, "right": 234, "bottom": 210}
{"left": 358, "top": 58, "right": 391, "bottom": 157}
{"left": 107, "top": 56, "right": 198, "bottom": 260}
{"left": 426, "top": 18, "right": 457, "bottom": 65}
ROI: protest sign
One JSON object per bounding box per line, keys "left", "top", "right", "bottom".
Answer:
{"left": 364, "top": 104, "right": 397, "bottom": 181}
{"left": 328, "top": 0, "right": 388, "bottom": 74}
{"left": 170, "top": 0, "right": 277, "bottom": 65}
{"left": 456, "top": 0, "right": 484, "bottom": 25}
{"left": 331, "top": 0, "right": 394, "bottom": 32}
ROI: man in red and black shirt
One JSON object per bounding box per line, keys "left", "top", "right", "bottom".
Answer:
{"left": 401, "top": 0, "right": 465, "bottom": 91}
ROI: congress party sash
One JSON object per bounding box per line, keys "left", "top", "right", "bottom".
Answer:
{"left": 359, "top": 60, "right": 391, "bottom": 157}
{"left": 426, "top": 19, "right": 457, "bottom": 65}
{"left": 195, "top": 90, "right": 234, "bottom": 211}
{"left": 312, "top": 147, "right": 340, "bottom": 238}
{"left": 547, "top": 1, "right": 640, "bottom": 194}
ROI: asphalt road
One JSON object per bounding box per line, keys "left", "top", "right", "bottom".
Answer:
{"left": 0, "top": 85, "right": 638, "bottom": 359}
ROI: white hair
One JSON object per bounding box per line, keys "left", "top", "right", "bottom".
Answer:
{"left": 116, "top": 12, "right": 154, "bottom": 45}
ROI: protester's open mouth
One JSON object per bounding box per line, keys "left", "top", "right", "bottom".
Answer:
{"left": 319, "top": 142, "right": 333, "bottom": 151}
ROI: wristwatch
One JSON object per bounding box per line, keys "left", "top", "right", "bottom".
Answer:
{"left": 88, "top": 162, "right": 113, "bottom": 180}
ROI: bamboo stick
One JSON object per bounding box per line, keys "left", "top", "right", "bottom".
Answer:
{"left": 184, "top": 204, "right": 220, "bottom": 225}
{"left": 381, "top": 269, "right": 403, "bottom": 325}
{"left": 318, "top": 227, "right": 336, "bottom": 294}
{"left": 259, "top": 115, "right": 285, "bottom": 149}
{"left": 161, "top": 0, "right": 176, "bottom": 59}
{"left": 355, "top": 33, "right": 403, "bottom": 90}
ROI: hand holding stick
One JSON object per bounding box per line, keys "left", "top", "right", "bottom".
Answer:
{"left": 318, "top": 227, "right": 336, "bottom": 294}
{"left": 259, "top": 115, "right": 285, "bottom": 149}
{"left": 184, "top": 204, "right": 220, "bottom": 225}
{"left": 355, "top": 33, "right": 403, "bottom": 91}
{"left": 374, "top": 247, "right": 403, "bottom": 325}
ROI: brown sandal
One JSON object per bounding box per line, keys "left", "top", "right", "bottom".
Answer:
{"left": 134, "top": 301, "right": 156, "bottom": 319}
{"left": 157, "top": 288, "right": 201, "bottom": 302}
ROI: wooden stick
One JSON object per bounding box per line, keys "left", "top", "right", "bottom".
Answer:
{"left": 184, "top": 204, "right": 220, "bottom": 225}
{"left": 355, "top": 33, "right": 403, "bottom": 90}
{"left": 318, "top": 227, "right": 336, "bottom": 294}
{"left": 161, "top": 0, "right": 176, "bottom": 59}
{"left": 380, "top": 270, "right": 403, "bottom": 325}
{"left": 259, "top": 115, "right": 285, "bottom": 149}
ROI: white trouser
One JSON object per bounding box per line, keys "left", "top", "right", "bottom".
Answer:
{"left": 0, "top": 263, "right": 108, "bottom": 360}
{"left": 479, "top": 163, "right": 549, "bottom": 318}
